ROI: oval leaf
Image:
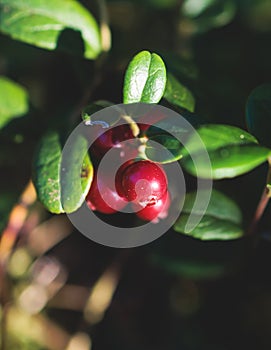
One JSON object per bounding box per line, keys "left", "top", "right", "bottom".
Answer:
{"left": 123, "top": 51, "right": 167, "bottom": 104}
{"left": 144, "top": 134, "right": 183, "bottom": 163}
{"left": 0, "top": 76, "right": 28, "bottom": 129}
{"left": 181, "top": 124, "right": 271, "bottom": 179}
{"left": 163, "top": 73, "right": 195, "bottom": 112}
{"left": 61, "top": 134, "right": 93, "bottom": 213}
{"left": 145, "top": 112, "right": 202, "bottom": 139}
{"left": 174, "top": 189, "right": 243, "bottom": 240}
{"left": 246, "top": 84, "right": 271, "bottom": 148}
{"left": 33, "top": 131, "right": 64, "bottom": 214}
{"left": 33, "top": 131, "right": 93, "bottom": 214}
{"left": 0, "top": 0, "right": 101, "bottom": 59}
{"left": 142, "top": 112, "right": 204, "bottom": 163}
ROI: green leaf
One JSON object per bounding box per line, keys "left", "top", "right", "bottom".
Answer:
{"left": 163, "top": 73, "right": 195, "bottom": 112}
{"left": 33, "top": 131, "right": 64, "bottom": 214}
{"left": 174, "top": 189, "right": 244, "bottom": 240}
{"left": 123, "top": 51, "right": 167, "bottom": 104}
{"left": 144, "top": 134, "right": 183, "bottom": 163}
{"left": 182, "top": 0, "right": 236, "bottom": 32}
{"left": 181, "top": 124, "right": 271, "bottom": 179}
{"left": 0, "top": 0, "right": 101, "bottom": 59}
{"left": 61, "top": 134, "right": 93, "bottom": 213}
{"left": 0, "top": 76, "right": 28, "bottom": 129}
{"left": 142, "top": 112, "right": 203, "bottom": 164}
{"left": 33, "top": 131, "right": 93, "bottom": 214}
{"left": 246, "top": 84, "right": 271, "bottom": 148}
{"left": 145, "top": 112, "right": 202, "bottom": 139}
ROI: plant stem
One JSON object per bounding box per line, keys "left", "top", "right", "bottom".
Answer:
{"left": 121, "top": 114, "right": 140, "bottom": 137}
{"left": 246, "top": 158, "right": 271, "bottom": 236}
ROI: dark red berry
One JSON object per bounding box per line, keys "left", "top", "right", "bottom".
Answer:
{"left": 138, "top": 110, "right": 165, "bottom": 132}
{"left": 115, "top": 160, "right": 135, "bottom": 199}
{"left": 133, "top": 191, "right": 170, "bottom": 222}
{"left": 91, "top": 124, "right": 134, "bottom": 159}
{"left": 120, "top": 160, "right": 168, "bottom": 206}
{"left": 86, "top": 171, "right": 127, "bottom": 214}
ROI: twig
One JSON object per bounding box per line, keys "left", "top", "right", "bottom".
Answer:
{"left": 246, "top": 158, "right": 271, "bottom": 236}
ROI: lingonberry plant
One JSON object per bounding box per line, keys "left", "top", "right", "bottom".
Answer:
{"left": 1, "top": 0, "right": 271, "bottom": 349}
{"left": 28, "top": 48, "right": 271, "bottom": 242}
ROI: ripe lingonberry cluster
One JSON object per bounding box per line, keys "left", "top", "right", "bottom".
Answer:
{"left": 86, "top": 121, "right": 170, "bottom": 222}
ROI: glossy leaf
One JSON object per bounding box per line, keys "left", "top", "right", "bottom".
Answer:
{"left": 163, "top": 73, "right": 195, "bottom": 112}
{"left": 0, "top": 76, "right": 28, "bottom": 129}
{"left": 142, "top": 111, "right": 203, "bottom": 163}
{"left": 33, "top": 131, "right": 93, "bottom": 214}
{"left": 0, "top": 0, "right": 101, "bottom": 59}
{"left": 174, "top": 189, "right": 244, "bottom": 240}
{"left": 246, "top": 84, "right": 271, "bottom": 148}
{"left": 61, "top": 135, "right": 93, "bottom": 213}
{"left": 123, "top": 51, "right": 167, "bottom": 104}
{"left": 181, "top": 124, "right": 271, "bottom": 179}
{"left": 33, "top": 132, "right": 64, "bottom": 214}
{"left": 144, "top": 134, "right": 183, "bottom": 163}
{"left": 145, "top": 112, "right": 202, "bottom": 138}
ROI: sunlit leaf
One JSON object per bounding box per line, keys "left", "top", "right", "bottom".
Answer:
{"left": 123, "top": 50, "right": 167, "bottom": 104}
{"left": 143, "top": 110, "right": 203, "bottom": 163}
{"left": 174, "top": 189, "right": 243, "bottom": 240}
{"left": 33, "top": 131, "right": 64, "bottom": 214}
{"left": 181, "top": 124, "right": 271, "bottom": 179}
{"left": 0, "top": 76, "right": 28, "bottom": 129}
{"left": 144, "top": 134, "right": 183, "bottom": 163}
{"left": 163, "top": 73, "right": 195, "bottom": 112}
{"left": 33, "top": 131, "right": 93, "bottom": 214}
{"left": 61, "top": 134, "right": 93, "bottom": 213}
{"left": 0, "top": 0, "right": 101, "bottom": 59}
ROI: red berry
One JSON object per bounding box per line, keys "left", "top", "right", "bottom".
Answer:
{"left": 120, "top": 160, "right": 168, "bottom": 206}
{"left": 115, "top": 160, "right": 135, "bottom": 199}
{"left": 91, "top": 124, "right": 134, "bottom": 159}
{"left": 138, "top": 110, "right": 165, "bottom": 132}
{"left": 133, "top": 191, "right": 170, "bottom": 222}
{"left": 86, "top": 171, "right": 127, "bottom": 214}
